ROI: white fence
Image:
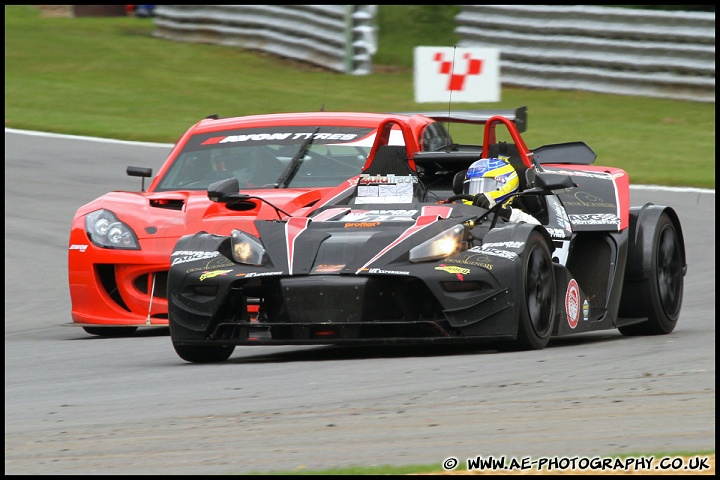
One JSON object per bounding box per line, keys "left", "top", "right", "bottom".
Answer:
{"left": 152, "top": 5, "right": 715, "bottom": 102}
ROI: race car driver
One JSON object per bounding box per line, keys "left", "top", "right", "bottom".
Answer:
{"left": 463, "top": 156, "right": 541, "bottom": 225}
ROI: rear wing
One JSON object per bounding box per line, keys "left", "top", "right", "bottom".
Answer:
{"left": 399, "top": 106, "right": 528, "bottom": 133}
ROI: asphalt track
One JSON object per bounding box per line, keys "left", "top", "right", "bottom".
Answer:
{"left": 4, "top": 129, "right": 715, "bottom": 475}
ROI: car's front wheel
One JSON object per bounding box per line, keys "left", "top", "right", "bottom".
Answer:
{"left": 499, "top": 230, "right": 556, "bottom": 351}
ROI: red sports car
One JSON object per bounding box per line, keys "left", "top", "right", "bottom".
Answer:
{"left": 68, "top": 109, "right": 526, "bottom": 336}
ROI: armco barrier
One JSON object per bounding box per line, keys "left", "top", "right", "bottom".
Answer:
{"left": 152, "top": 5, "right": 377, "bottom": 75}
{"left": 455, "top": 5, "right": 715, "bottom": 103}
{"left": 151, "top": 5, "right": 714, "bottom": 102}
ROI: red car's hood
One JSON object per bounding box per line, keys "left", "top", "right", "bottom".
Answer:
{"left": 77, "top": 187, "right": 333, "bottom": 239}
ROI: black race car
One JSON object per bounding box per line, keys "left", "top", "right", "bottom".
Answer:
{"left": 167, "top": 109, "right": 686, "bottom": 363}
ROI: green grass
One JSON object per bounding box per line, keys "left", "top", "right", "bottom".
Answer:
{"left": 4, "top": 3, "right": 714, "bottom": 189}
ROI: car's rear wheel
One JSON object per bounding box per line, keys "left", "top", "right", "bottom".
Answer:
{"left": 83, "top": 326, "right": 138, "bottom": 337}
{"left": 172, "top": 343, "right": 235, "bottom": 363}
{"left": 500, "top": 231, "right": 556, "bottom": 351}
{"left": 619, "top": 213, "right": 684, "bottom": 336}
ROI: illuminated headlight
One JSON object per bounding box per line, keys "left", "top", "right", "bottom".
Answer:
{"left": 409, "top": 224, "right": 466, "bottom": 263}
{"left": 231, "top": 229, "right": 267, "bottom": 265}
{"left": 85, "top": 209, "right": 140, "bottom": 249}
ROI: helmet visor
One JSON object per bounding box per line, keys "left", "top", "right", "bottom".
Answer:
{"left": 464, "top": 177, "right": 499, "bottom": 196}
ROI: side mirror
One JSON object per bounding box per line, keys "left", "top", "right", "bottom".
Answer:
{"left": 208, "top": 177, "right": 241, "bottom": 203}
{"left": 207, "top": 177, "right": 259, "bottom": 211}
{"left": 523, "top": 172, "right": 577, "bottom": 195}
{"left": 127, "top": 166, "right": 152, "bottom": 192}
{"left": 536, "top": 172, "right": 576, "bottom": 190}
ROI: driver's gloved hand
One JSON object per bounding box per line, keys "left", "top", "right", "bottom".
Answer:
{"left": 472, "top": 193, "right": 496, "bottom": 209}
{"left": 500, "top": 206, "right": 541, "bottom": 225}
{"left": 498, "top": 204, "right": 513, "bottom": 221}
{"left": 509, "top": 208, "right": 541, "bottom": 225}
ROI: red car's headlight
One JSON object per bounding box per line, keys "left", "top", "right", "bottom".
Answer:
{"left": 85, "top": 209, "right": 140, "bottom": 249}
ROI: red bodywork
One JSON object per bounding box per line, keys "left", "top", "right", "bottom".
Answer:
{"left": 68, "top": 112, "right": 435, "bottom": 328}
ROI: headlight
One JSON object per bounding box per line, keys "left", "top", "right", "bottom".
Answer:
{"left": 231, "top": 229, "right": 267, "bottom": 265}
{"left": 409, "top": 224, "right": 466, "bottom": 263}
{"left": 85, "top": 209, "right": 140, "bottom": 249}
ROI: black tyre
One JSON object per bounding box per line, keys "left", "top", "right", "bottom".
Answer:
{"left": 169, "top": 293, "right": 235, "bottom": 363}
{"left": 83, "top": 326, "right": 138, "bottom": 337}
{"left": 173, "top": 343, "right": 235, "bottom": 363}
{"left": 619, "top": 213, "right": 684, "bottom": 336}
{"left": 502, "top": 231, "right": 556, "bottom": 350}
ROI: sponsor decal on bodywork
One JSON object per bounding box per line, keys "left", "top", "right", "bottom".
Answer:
{"left": 435, "top": 265, "right": 470, "bottom": 275}
{"left": 180, "top": 126, "right": 377, "bottom": 154}
{"left": 186, "top": 256, "right": 236, "bottom": 273}
{"left": 360, "top": 268, "right": 411, "bottom": 275}
{"left": 344, "top": 222, "right": 380, "bottom": 228}
{"left": 199, "top": 269, "right": 232, "bottom": 281}
{"left": 545, "top": 227, "right": 567, "bottom": 239}
{"left": 547, "top": 196, "right": 572, "bottom": 234}
{"left": 171, "top": 250, "right": 220, "bottom": 265}
{"left": 566, "top": 279, "right": 580, "bottom": 328}
{"left": 358, "top": 174, "right": 418, "bottom": 184}
{"left": 200, "top": 130, "right": 366, "bottom": 147}
{"left": 568, "top": 213, "right": 620, "bottom": 226}
{"left": 564, "top": 191, "right": 616, "bottom": 209}
{"left": 436, "top": 264, "right": 469, "bottom": 280}
{"left": 481, "top": 241, "right": 524, "bottom": 249}
{"left": 482, "top": 248, "right": 518, "bottom": 260}
{"left": 69, "top": 244, "right": 88, "bottom": 253}
{"left": 444, "top": 253, "right": 494, "bottom": 270}
{"left": 467, "top": 245, "right": 518, "bottom": 261}
{"left": 236, "top": 271, "right": 284, "bottom": 278}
